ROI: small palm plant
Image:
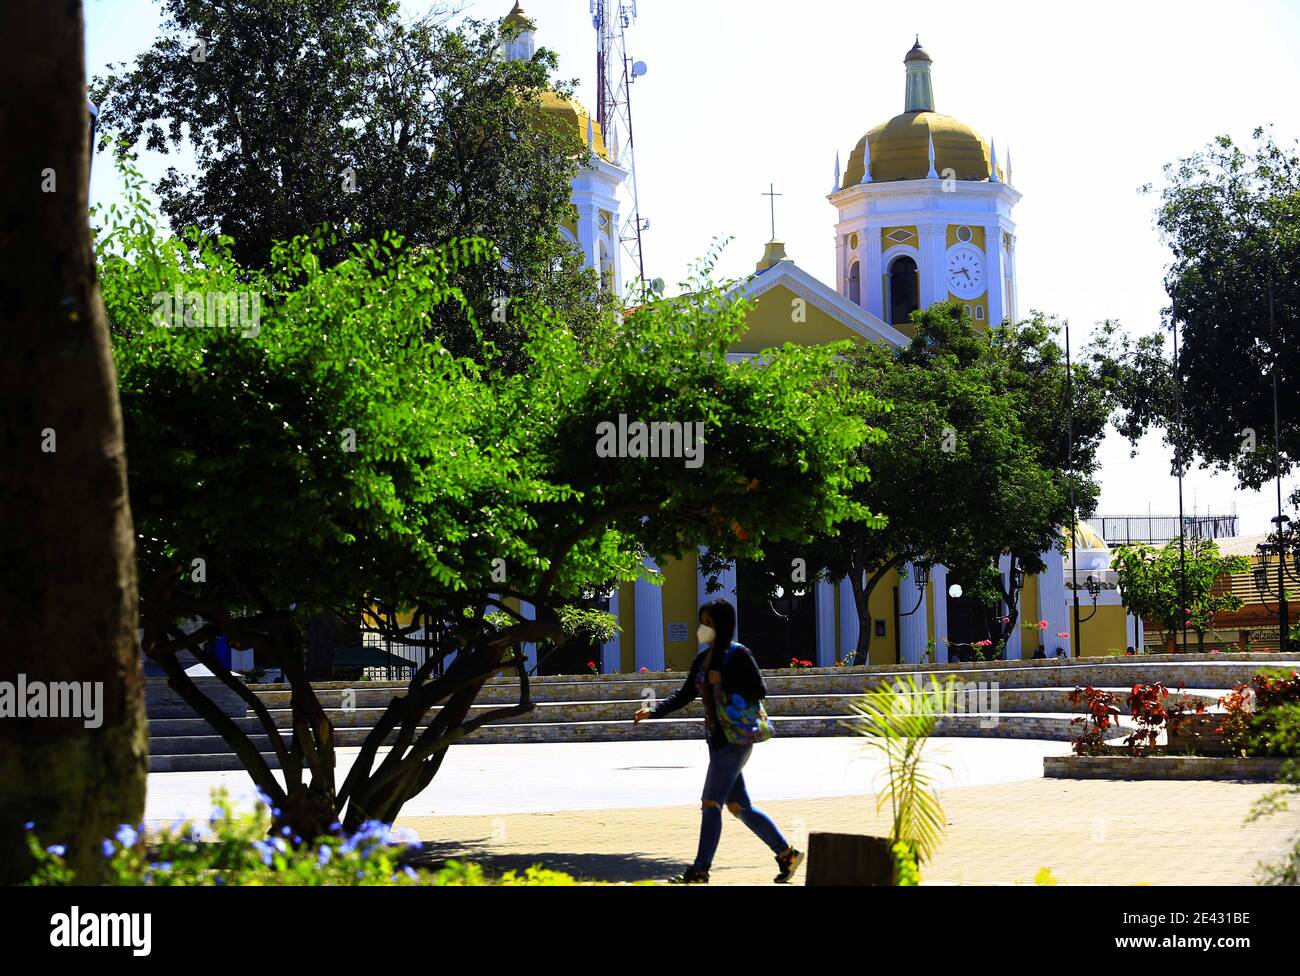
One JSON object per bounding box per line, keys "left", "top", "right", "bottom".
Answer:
{"left": 845, "top": 674, "right": 954, "bottom": 866}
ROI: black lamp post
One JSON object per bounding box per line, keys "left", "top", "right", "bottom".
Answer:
{"left": 1076, "top": 574, "right": 1104, "bottom": 624}
{"left": 1255, "top": 516, "right": 1300, "bottom": 649}
{"left": 898, "top": 562, "right": 931, "bottom": 617}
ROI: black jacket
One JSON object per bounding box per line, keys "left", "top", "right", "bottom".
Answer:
{"left": 650, "top": 643, "right": 767, "bottom": 746}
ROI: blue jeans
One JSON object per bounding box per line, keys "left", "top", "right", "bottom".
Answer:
{"left": 693, "top": 740, "right": 790, "bottom": 871}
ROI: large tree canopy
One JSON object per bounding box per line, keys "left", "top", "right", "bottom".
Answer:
{"left": 1097, "top": 128, "right": 1300, "bottom": 493}
{"left": 98, "top": 177, "right": 881, "bottom": 834}
{"left": 91, "top": 0, "right": 613, "bottom": 366}
{"left": 706, "top": 303, "right": 1111, "bottom": 662}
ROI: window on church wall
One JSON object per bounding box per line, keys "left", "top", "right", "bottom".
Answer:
{"left": 887, "top": 255, "right": 920, "bottom": 326}
{"left": 848, "top": 261, "right": 861, "bottom": 305}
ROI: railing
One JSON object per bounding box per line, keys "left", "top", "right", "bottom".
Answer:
{"left": 1087, "top": 514, "right": 1239, "bottom": 546}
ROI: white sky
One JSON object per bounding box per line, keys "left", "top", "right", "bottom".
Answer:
{"left": 85, "top": 0, "right": 1300, "bottom": 534}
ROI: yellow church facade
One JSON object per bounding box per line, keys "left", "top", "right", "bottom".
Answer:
{"left": 501, "top": 8, "right": 1137, "bottom": 673}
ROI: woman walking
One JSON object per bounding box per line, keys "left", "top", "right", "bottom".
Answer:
{"left": 634, "top": 597, "right": 804, "bottom": 884}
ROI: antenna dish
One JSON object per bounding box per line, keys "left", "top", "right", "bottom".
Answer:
{"left": 650, "top": 277, "right": 665, "bottom": 292}
{"left": 632, "top": 60, "right": 648, "bottom": 78}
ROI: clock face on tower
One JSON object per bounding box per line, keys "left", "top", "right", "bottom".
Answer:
{"left": 946, "top": 244, "right": 986, "bottom": 299}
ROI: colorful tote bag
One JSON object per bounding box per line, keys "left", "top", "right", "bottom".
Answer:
{"left": 711, "top": 645, "right": 774, "bottom": 745}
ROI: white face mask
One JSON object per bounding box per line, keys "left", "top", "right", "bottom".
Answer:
{"left": 697, "top": 624, "right": 716, "bottom": 646}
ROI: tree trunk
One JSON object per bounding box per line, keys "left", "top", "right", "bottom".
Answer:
{"left": 849, "top": 564, "right": 872, "bottom": 663}
{"left": 0, "top": 0, "right": 147, "bottom": 882}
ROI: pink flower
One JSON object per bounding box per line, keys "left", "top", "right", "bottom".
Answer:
{"left": 1000, "top": 616, "right": 1011, "bottom": 624}
{"left": 1038, "top": 620, "right": 1049, "bottom": 630}
{"left": 1056, "top": 631, "right": 1070, "bottom": 639}
{"left": 638, "top": 667, "right": 648, "bottom": 673}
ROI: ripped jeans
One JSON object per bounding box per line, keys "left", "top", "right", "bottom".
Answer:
{"left": 693, "top": 739, "right": 790, "bottom": 871}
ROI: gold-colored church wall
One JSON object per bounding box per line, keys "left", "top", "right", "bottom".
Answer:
{"left": 662, "top": 553, "right": 701, "bottom": 671}
{"left": 867, "top": 569, "right": 899, "bottom": 665}
{"left": 945, "top": 225, "right": 986, "bottom": 250}
{"left": 1078, "top": 605, "right": 1130, "bottom": 657}
{"left": 880, "top": 226, "right": 918, "bottom": 246}
{"left": 1020, "top": 573, "right": 1042, "bottom": 656}
{"left": 730, "top": 287, "right": 869, "bottom": 353}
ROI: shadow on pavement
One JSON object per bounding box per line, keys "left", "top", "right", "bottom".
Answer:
{"left": 405, "top": 840, "right": 681, "bottom": 883}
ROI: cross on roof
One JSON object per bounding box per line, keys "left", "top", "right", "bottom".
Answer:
{"left": 762, "top": 182, "right": 782, "bottom": 241}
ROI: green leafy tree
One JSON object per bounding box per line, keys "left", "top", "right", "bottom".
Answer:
{"left": 708, "top": 302, "right": 1109, "bottom": 663}
{"left": 90, "top": 0, "right": 613, "bottom": 365}
{"left": 98, "top": 178, "right": 880, "bottom": 836}
{"left": 1096, "top": 128, "right": 1300, "bottom": 492}
{"left": 1111, "top": 538, "right": 1248, "bottom": 651}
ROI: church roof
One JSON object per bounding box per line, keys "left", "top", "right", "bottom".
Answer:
{"left": 732, "top": 255, "right": 910, "bottom": 349}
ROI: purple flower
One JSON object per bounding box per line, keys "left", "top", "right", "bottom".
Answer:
{"left": 115, "top": 824, "right": 139, "bottom": 848}
{"left": 46, "top": 845, "right": 66, "bottom": 857}
{"left": 101, "top": 839, "right": 116, "bottom": 857}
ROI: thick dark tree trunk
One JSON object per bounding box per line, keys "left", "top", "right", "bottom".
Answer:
{"left": 0, "top": 0, "right": 147, "bottom": 883}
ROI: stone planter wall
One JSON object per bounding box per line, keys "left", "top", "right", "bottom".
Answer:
{"left": 1044, "top": 755, "right": 1284, "bottom": 781}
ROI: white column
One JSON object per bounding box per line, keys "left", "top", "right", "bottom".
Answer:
{"left": 839, "top": 576, "right": 860, "bottom": 663}
{"left": 918, "top": 223, "right": 947, "bottom": 308}
{"left": 814, "top": 579, "right": 836, "bottom": 667}
{"left": 999, "top": 554, "right": 1022, "bottom": 659}
{"left": 1129, "top": 610, "right": 1146, "bottom": 652}
{"left": 576, "top": 203, "right": 599, "bottom": 272}
{"left": 985, "top": 223, "right": 1005, "bottom": 326}
{"left": 635, "top": 558, "right": 665, "bottom": 671}
{"left": 1004, "top": 233, "right": 1018, "bottom": 322}
{"left": 1038, "top": 546, "right": 1071, "bottom": 658}
{"left": 601, "top": 589, "right": 621, "bottom": 673}
{"left": 520, "top": 600, "right": 537, "bottom": 673}
{"left": 863, "top": 225, "right": 884, "bottom": 320}
{"left": 931, "top": 564, "right": 949, "bottom": 663}
{"left": 835, "top": 233, "right": 847, "bottom": 296}
{"left": 898, "top": 562, "right": 929, "bottom": 664}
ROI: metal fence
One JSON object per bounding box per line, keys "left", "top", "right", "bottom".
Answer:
{"left": 351, "top": 625, "right": 447, "bottom": 682}
{"left": 1087, "top": 514, "right": 1239, "bottom": 546}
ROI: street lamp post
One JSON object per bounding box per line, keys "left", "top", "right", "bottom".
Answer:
{"left": 1255, "top": 516, "right": 1299, "bottom": 651}
{"left": 1065, "top": 317, "right": 1081, "bottom": 658}
{"left": 1267, "top": 271, "right": 1290, "bottom": 653}
{"left": 1171, "top": 287, "right": 1189, "bottom": 652}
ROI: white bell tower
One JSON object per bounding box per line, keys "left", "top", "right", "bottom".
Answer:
{"left": 829, "top": 40, "right": 1020, "bottom": 331}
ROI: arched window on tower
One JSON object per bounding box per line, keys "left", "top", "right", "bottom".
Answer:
{"left": 848, "top": 261, "right": 861, "bottom": 306}
{"left": 887, "top": 255, "right": 920, "bottom": 326}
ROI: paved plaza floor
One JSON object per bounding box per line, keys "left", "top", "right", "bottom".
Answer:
{"left": 144, "top": 737, "right": 1300, "bottom": 885}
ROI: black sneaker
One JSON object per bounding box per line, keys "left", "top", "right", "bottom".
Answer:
{"left": 773, "top": 848, "right": 804, "bottom": 884}
{"left": 669, "top": 865, "right": 710, "bottom": 884}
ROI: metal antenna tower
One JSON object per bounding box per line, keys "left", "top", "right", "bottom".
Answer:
{"left": 591, "top": 0, "right": 647, "bottom": 286}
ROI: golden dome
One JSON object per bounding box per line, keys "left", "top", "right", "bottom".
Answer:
{"left": 841, "top": 40, "right": 1003, "bottom": 186}
{"left": 1062, "top": 522, "right": 1109, "bottom": 551}
{"left": 503, "top": 2, "right": 535, "bottom": 30}
{"left": 538, "top": 90, "right": 609, "bottom": 161}
{"left": 843, "top": 112, "right": 1001, "bottom": 184}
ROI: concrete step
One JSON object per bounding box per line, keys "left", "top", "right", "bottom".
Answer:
{"left": 227, "top": 687, "right": 1220, "bottom": 732}
{"left": 150, "top": 751, "right": 284, "bottom": 773}
{"left": 246, "top": 658, "right": 1297, "bottom": 708}
{"left": 146, "top": 711, "right": 1126, "bottom": 774}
